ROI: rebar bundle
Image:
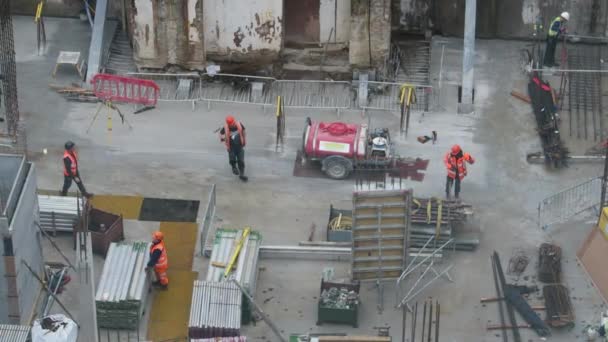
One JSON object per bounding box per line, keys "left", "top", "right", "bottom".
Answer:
{"left": 538, "top": 243, "right": 562, "bottom": 283}
{"left": 0, "top": 0, "right": 20, "bottom": 136}
{"left": 543, "top": 284, "right": 574, "bottom": 328}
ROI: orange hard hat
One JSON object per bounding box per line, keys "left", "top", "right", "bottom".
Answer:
{"left": 225, "top": 115, "right": 236, "bottom": 126}
{"left": 451, "top": 144, "right": 462, "bottom": 154}
{"left": 152, "top": 231, "right": 164, "bottom": 241}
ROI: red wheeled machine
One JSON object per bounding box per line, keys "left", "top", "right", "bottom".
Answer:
{"left": 301, "top": 118, "right": 397, "bottom": 179}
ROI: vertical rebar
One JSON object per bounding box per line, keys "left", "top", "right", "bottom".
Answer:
{"left": 421, "top": 301, "right": 427, "bottom": 342}
{"left": 427, "top": 299, "right": 433, "bottom": 342}
{"left": 0, "top": 0, "right": 19, "bottom": 136}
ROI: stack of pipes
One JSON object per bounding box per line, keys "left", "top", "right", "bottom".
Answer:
{"left": 188, "top": 281, "right": 242, "bottom": 339}
{"left": 95, "top": 242, "right": 150, "bottom": 329}
{"left": 38, "top": 195, "right": 84, "bottom": 232}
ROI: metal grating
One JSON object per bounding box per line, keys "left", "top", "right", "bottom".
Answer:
{"left": 351, "top": 189, "right": 412, "bottom": 281}
{"left": 0, "top": 0, "right": 19, "bottom": 137}
{"left": 0, "top": 324, "right": 30, "bottom": 342}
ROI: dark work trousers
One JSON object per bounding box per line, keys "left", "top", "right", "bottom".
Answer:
{"left": 445, "top": 176, "right": 461, "bottom": 198}
{"left": 544, "top": 36, "right": 558, "bottom": 66}
{"left": 61, "top": 174, "right": 88, "bottom": 196}
{"left": 228, "top": 147, "right": 245, "bottom": 173}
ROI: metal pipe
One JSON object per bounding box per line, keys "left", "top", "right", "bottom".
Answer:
{"left": 231, "top": 279, "right": 285, "bottom": 342}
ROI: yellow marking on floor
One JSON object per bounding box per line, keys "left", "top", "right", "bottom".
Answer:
{"left": 146, "top": 270, "right": 197, "bottom": 341}
{"left": 147, "top": 222, "right": 198, "bottom": 342}
{"left": 89, "top": 195, "right": 144, "bottom": 219}
{"left": 159, "top": 222, "right": 198, "bottom": 270}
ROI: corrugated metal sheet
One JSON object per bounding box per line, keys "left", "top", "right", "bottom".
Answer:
{"left": 38, "top": 195, "right": 83, "bottom": 232}
{"left": 188, "top": 281, "right": 242, "bottom": 339}
{"left": 190, "top": 337, "right": 247, "bottom": 342}
{"left": 206, "top": 228, "right": 261, "bottom": 295}
{"left": 0, "top": 324, "right": 30, "bottom": 342}
{"left": 95, "top": 242, "right": 150, "bottom": 329}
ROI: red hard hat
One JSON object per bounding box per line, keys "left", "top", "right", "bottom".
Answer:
{"left": 152, "top": 231, "right": 164, "bottom": 241}
{"left": 225, "top": 115, "right": 235, "bottom": 126}
{"left": 451, "top": 144, "right": 461, "bottom": 154}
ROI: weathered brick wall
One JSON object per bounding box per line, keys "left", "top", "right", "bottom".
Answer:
{"left": 349, "top": 0, "right": 391, "bottom": 68}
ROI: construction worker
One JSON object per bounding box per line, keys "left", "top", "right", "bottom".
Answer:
{"left": 444, "top": 144, "right": 475, "bottom": 199}
{"left": 61, "top": 141, "right": 93, "bottom": 198}
{"left": 146, "top": 231, "right": 169, "bottom": 288}
{"left": 219, "top": 115, "right": 248, "bottom": 181}
{"left": 543, "top": 11, "right": 569, "bottom": 67}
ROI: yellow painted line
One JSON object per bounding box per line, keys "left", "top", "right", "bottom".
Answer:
{"left": 147, "top": 222, "right": 198, "bottom": 341}
{"left": 146, "top": 270, "right": 197, "bottom": 341}
{"left": 89, "top": 195, "right": 144, "bottom": 219}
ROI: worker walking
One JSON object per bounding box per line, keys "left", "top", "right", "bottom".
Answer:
{"left": 61, "top": 141, "right": 93, "bottom": 198}
{"left": 219, "top": 115, "right": 248, "bottom": 181}
{"left": 444, "top": 144, "right": 475, "bottom": 199}
{"left": 543, "top": 11, "right": 569, "bottom": 67}
{"left": 147, "top": 231, "right": 169, "bottom": 289}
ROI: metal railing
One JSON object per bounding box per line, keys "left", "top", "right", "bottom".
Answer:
{"left": 538, "top": 176, "right": 603, "bottom": 229}
{"left": 125, "top": 72, "right": 433, "bottom": 113}
{"left": 270, "top": 79, "right": 352, "bottom": 110}
{"left": 127, "top": 72, "right": 202, "bottom": 102}
{"left": 199, "top": 184, "right": 217, "bottom": 257}
{"left": 200, "top": 73, "right": 275, "bottom": 107}
{"left": 360, "top": 81, "right": 432, "bottom": 112}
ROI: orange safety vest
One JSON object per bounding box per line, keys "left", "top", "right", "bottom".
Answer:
{"left": 223, "top": 121, "right": 246, "bottom": 150}
{"left": 444, "top": 152, "right": 475, "bottom": 180}
{"left": 63, "top": 151, "right": 78, "bottom": 176}
{"left": 150, "top": 241, "right": 168, "bottom": 272}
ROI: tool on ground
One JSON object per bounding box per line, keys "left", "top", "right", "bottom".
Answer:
{"left": 224, "top": 228, "right": 250, "bottom": 277}
{"left": 417, "top": 131, "right": 437, "bottom": 144}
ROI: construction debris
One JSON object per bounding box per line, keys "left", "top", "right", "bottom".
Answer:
{"left": 95, "top": 242, "right": 151, "bottom": 329}
{"left": 543, "top": 284, "right": 575, "bottom": 328}
{"left": 188, "top": 281, "right": 242, "bottom": 339}
{"left": 538, "top": 243, "right": 562, "bottom": 283}
{"left": 49, "top": 83, "right": 99, "bottom": 102}
{"left": 320, "top": 287, "right": 359, "bottom": 310}
{"left": 317, "top": 280, "right": 360, "bottom": 327}
{"left": 507, "top": 250, "right": 529, "bottom": 276}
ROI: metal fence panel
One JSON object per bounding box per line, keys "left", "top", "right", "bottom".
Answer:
{"left": 127, "top": 72, "right": 201, "bottom": 101}
{"left": 200, "top": 73, "right": 275, "bottom": 106}
{"left": 270, "top": 80, "right": 351, "bottom": 109}
{"left": 538, "top": 177, "right": 603, "bottom": 229}
{"left": 200, "top": 184, "right": 216, "bottom": 257}
{"left": 361, "top": 81, "right": 431, "bottom": 112}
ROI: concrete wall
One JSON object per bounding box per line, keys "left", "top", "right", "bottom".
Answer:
{"left": 350, "top": 0, "right": 392, "bottom": 68}
{"left": 203, "top": 0, "right": 283, "bottom": 62}
{"left": 127, "top": 0, "right": 205, "bottom": 70}
{"left": 393, "top": 0, "right": 608, "bottom": 38}
{"left": 11, "top": 0, "right": 122, "bottom": 19}
{"left": 320, "top": 0, "right": 352, "bottom": 43}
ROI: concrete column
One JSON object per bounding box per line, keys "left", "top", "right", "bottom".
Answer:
{"left": 85, "top": 0, "right": 108, "bottom": 83}
{"left": 459, "top": 0, "right": 476, "bottom": 114}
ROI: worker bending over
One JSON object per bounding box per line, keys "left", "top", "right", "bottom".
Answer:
{"left": 147, "top": 231, "right": 169, "bottom": 289}
{"left": 544, "top": 11, "right": 569, "bottom": 67}
{"left": 444, "top": 144, "right": 475, "bottom": 199}
{"left": 219, "top": 115, "right": 248, "bottom": 181}
{"left": 61, "top": 141, "right": 93, "bottom": 198}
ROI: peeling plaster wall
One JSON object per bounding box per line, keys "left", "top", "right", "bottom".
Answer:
{"left": 350, "top": 0, "right": 391, "bottom": 68}
{"left": 320, "top": 0, "right": 352, "bottom": 43}
{"left": 203, "top": 0, "right": 282, "bottom": 62}
{"left": 393, "top": 0, "right": 608, "bottom": 38}
{"left": 127, "top": 0, "right": 205, "bottom": 70}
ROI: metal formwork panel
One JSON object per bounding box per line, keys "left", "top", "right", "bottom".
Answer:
{"left": 351, "top": 189, "right": 412, "bottom": 281}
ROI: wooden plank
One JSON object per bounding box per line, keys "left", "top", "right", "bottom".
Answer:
{"left": 510, "top": 90, "right": 531, "bottom": 104}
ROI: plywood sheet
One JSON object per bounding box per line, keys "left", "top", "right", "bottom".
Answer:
{"left": 577, "top": 226, "right": 608, "bottom": 303}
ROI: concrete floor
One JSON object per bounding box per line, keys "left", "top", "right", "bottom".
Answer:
{"left": 12, "top": 15, "right": 608, "bottom": 341}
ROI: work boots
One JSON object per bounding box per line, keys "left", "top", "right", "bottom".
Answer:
{"left": 238, "top": 165, "right": 248, "bottom": 182}
{"left": 231, "top": 165, "right": 239, "bottom": 175}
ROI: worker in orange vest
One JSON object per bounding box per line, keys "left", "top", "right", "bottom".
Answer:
{"left": 61, "top": 141, "right": 93, "bottom": 198}
{"left": 219, "top": 115, "right": 248, "bottom": 181}
{"left": 147, "top": 231, "right": 169, "bottom": 288}
{"left": 444, "top": 144, "right": 475, "bottom": 199}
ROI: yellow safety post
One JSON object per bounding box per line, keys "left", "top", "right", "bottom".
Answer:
{"left": 276, "top": 96, "right": 282, "bottom": 117}
{"left": 435, "top": 198, "right": 443, "bottom": 239}
{"left": 35, "top": 1, "right": 44, "bottom": 22}
{"left": 224, "top": 227, "right": 251, "bottom": 277}
{"left": 426, "top": 199, "right": 432, "bottom": 224}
